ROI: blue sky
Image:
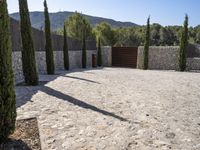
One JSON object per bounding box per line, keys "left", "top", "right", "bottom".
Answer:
{"left": 7, "top": 0, "right": 199, "bottom": 27}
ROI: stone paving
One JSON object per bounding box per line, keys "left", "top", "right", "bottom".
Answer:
{"left": 16, "top": 68, "right": 200, "bottom": 150}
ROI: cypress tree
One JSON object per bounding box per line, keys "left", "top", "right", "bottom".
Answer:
{"left": 0, "top": 0, "right": 16, "bottom": 143}
{"left": 44, "top": 0, "right": 55, "bottom": 74}
{"left": 179, "top": 14, "right": 188, "bottom": 71}
{"left": 143, "top": 17, "right": 150, "bottom": 70}
{"left": 19, "top": 0, "right": 38, "bottom": 85}
{"left": 82, "top": 30, "right": 87, "bottom": 68}
{"left": 63, "top": 25, "right": 69, "bottom": 70}
{"left": 97, "top": 37, "right": 102, "bottom": 67}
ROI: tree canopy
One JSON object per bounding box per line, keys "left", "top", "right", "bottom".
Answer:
{"left": 65, "top": 12, "right": 93, "bottom": 40}
{"left": 56, "top": 13, "right": 200, "bottom": 47}
{"left": 93, "top": 22, "right": 115, "bottom": 46}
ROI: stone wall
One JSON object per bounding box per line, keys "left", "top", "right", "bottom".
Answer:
{"left": 187, "top": 44, "right": 200, "bottom": 58}
{"left": 10, "top": 18, "right": 98, "bottom": 83}
{"left": 137, "top": 46, "right": 179, "bottom": 70}
{"left": 187, "top": 58, "right": 200, "bottom": 70}
{"left": 12, "top": 52, "right": 23, "bottom": 83}
{"left": 102, "top": 46, "right": 112, "bottom": 67}
{"left": 137, "top": 46, "right": 200, "bottom": 71}
{"left": 13, "top": 50, "right": 97, "bottom": 83}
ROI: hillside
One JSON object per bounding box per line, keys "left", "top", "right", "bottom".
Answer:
{"left": 10, "top": 11, "right": 138, "bottom": 31}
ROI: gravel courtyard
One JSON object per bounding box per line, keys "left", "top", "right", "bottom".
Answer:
{"left": 16, "top": 68, "right": 200, "bottom": 150}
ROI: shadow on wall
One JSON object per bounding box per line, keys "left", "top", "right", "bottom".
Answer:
{"left": 16, "top": 68, "right": 128, "bottom": 122}
{"left": 10, "top": 18, "right": 96, "bottom": 51}
{"left": 187, "top": 44, "right": 200, "bottom": 58}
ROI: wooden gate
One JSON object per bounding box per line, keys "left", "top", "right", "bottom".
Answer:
{"left": 112, "top": 47, "right": 138, "bottom": 68}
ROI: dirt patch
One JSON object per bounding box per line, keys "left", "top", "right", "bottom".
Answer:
{"left": 0, "top": 118, "right": 41, "bottom": 150}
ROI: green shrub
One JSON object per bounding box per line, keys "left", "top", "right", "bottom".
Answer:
{"left": 44, "top": 0, "right": 55, "bottom": 74}
{"left": 97, "top": 37, "right": 102, "bottom": 67}
{"left": 179, "top": 15, "right": 188, "bottom": 71}
{"left": 19, "top": 0, "right": 38, "bottom": 85}
{"left": 0, "top": 0, "right": 16, "bottom": 143}
{"left": 82, "top": 30, "right": 87, "bottom": 68}
{"left": 143, "top": 17, "right": 150, "bottom": 70}
{"left": 63, "top": 25, "right": 69, "bottom": 70}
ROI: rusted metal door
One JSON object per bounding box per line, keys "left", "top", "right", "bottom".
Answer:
{"left": 112, "top": 47, "right": 138, "bottom": 68}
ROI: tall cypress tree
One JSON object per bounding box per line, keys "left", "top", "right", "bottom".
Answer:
{"left": 63, "top": 25, "right": 69, "bottom": 70}
{"left": 97, "top": 37, "right": 102, "bottom": 67}
{"left": 0, "top": 0, "right": 16, "bottom": 143}
{"left": 179, "top": 14, "right": 188, "bottom": 71}
{"left": 44, "top": 0, "right": 55, "bottom": 74}
{"left": 82, "top": 29, "right": 87, "bottom": 68}
{"left": 143, "top": 17, "right": 150, "bottom": 70}
{"left": 19, "top": 0, "right": 38, "bottom": 85}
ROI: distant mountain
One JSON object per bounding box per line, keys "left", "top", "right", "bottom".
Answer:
{"left": 10, "top": 11, "right": 139, "bottom": 31}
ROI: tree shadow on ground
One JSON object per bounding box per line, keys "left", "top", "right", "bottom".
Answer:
{"left": 0, "top": 139, "right": 32, "bottom": 150}
{"left": 39, "top": 86, "right": 128, "bottom": 122}
{"left": 16, "top": 68, "right": 128, "bottom": 122}
{"left": 61, "top": 75, "right": 101, "bottom": 84}
{"left": 16, "top": 69, "right": 100, "bottom": 107}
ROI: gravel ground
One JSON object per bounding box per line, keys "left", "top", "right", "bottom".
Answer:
{"left": 16, "top": 68, "right": 200, "bottom": 150}
{"left": 0, "top": 118, "right": 41, "bottom": 150}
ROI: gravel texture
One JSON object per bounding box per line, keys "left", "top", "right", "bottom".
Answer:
{"left": 16, "top": 68, "right": 200, "bottom": 150}
{"left": 0, "top": 118, "right": 41, "bottom": 150}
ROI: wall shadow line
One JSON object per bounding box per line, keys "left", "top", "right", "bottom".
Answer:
{"left": 40, "top": 86, "right": 128, "bottom": 122}
{"left": 61, "top": 75, "right": 101, "bottom": 84}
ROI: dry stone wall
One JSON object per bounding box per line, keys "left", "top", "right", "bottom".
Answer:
{"left": 13, "top": 50, "right": 97, "bottom": 83}
{"left": 187, "top": 58, "right": 200, "bottom": 70}
{"left": 10, "top": 18, "right": 97, "bottom": 83}
{"left": 137, "top": 46, "right": 200, "bottom": 71}
{"left": 102, "top": 46, "right": 112, "bottom": 67}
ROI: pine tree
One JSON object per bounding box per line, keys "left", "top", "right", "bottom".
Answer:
{"left": 44, "top": 0, "right": 55, "bottom": 74}
{"left": 179, "top": 14, "right": 188, "bottom": 71}
{"left": 0, "top": 0, "right": 16, "bottom": 143}
{"left": 97, "top": 37, "right": 102, "bottom": 67}
{"left": 143, "top": 17, "right": 150, "bottom": 70}
{"left": 82, "top": 29, "right": 87, "bottom": 68}
{"left": 65, "top": 12, "right": 93, "bottom": 40}
{"left": 19, "top": 0, "right": 38, "bottom": 85}
{"left": 63, "top": 25, "right": 69, "bottom": 70}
